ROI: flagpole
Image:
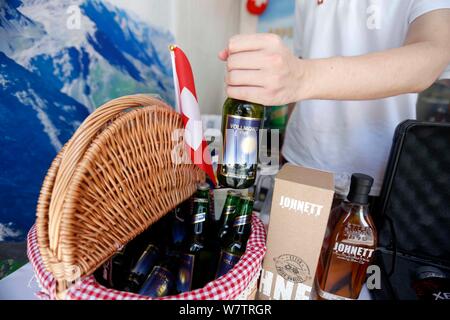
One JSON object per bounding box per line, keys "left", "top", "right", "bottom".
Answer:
{"left": 169, "top": 44, "right": 181, "bottom": 114}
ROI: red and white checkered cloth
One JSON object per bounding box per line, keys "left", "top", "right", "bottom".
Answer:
{"left": 27, "top": 214, "right": 267, "bottom": 300}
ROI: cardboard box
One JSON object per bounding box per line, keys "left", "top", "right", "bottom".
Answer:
{"left": 257, "top": 164, "right": 334, "bottom": 300}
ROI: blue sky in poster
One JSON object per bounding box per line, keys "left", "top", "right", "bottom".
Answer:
{"left": 257, "top": 0, "right": 296, "bottom": 50}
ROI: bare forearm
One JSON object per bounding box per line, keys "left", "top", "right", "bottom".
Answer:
{"left": 298, "top": 42, "right": 450, "bottom": 101}
{"left": 220, "top": 9, "right": 450, "bottom": 106}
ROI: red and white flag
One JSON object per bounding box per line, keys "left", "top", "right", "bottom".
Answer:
{"left": 169, "top": 45, "right": 217, "bottom": 186}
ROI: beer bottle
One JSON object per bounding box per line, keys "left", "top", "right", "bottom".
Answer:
{"left": 138, "top": 256, "right": 178, "bottom": 298}
{"left": 314, "top": 174, "right": 377, "bottom": 300}
{"left": 168, "top": 200, "right": 190, "bottom": 250}
{"left": 95, "top": 247, "right": 127, "bottom": 289}
{"left": 217, "top": 98, "right": 264, "bottom": 189}
{"left": 194, "top": 182, "right": 217, "bottom": 243}
{"left": 96, "top": 239, "right": 142, "bottom": 290}
{"left": 217, "top": 190, "right": 241, "bottom": 245}
{"left": 195, "top": 183, "right": 211, "bottom": 200}
{"left": 123, "top": 241, "right": 161, "bottom": 293}
{"left": 177, "top": 198, "right": 214, "bottom": 292}
{"left": 215, "top": 196, "right": 254, "bottom": 279}
{"left": 195, "top": 182, "right": 215, "bottom": 223}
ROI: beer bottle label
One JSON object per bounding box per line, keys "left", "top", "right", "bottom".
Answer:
{"left": 223, "top": 205, "right": 236, "bottom": 216}
{"left": 174, "top": 208, "right": 184, "bottom": 222}
{"left": 131, "top": 244, "right": 160, "bottom": 276}
{"left": 223, "top": 115, "right": 261, "bottom": 176}
{"left": 193, "top": 212, "right": 206, "bottom": 224}
{"left": 216, "top": 250, "right": 242, "bottom": 279}
{"left": 177, "top": 253, "right": 195, "bottom": 293}
{"left": 139, "top": 266, "right": 173, "bottom": 298}
{"left": 233, "top": 215, "right": 251, "bottom": 227}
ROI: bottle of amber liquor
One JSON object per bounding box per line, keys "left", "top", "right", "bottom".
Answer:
{"left": 314, "top": 173, "right": 377, "bottom": 300}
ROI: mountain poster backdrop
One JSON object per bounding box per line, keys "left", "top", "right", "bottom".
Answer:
{"left": 0, "top": 0, "right": 175, "bottom": 278}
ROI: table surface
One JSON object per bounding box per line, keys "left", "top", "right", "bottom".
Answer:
{"left": 0, "top": 262, "right": 373, "bottom": 300}
{"left": 0, "top": 263, "right": 40, "bottom": 300}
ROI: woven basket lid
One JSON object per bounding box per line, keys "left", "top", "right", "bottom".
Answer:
{"left": 36, "top": 95, "right": 205, "bottom": 295}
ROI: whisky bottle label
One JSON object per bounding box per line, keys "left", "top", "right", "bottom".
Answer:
{"left": 216, "top": 250, "right": 242, "bottom": 279}
{"left": 233, "top": 214, "right": 251, "bottom": 227}
{"left": 140, "top": 266, "right": 173, "bottom": 297}
{"left": 177, "top": 253, "right": 195, "bottom": 293}
{"left": 343, "top": 223, "right": 374, "bottom": 246}
{"left": 222, "top": 115, "right": 261, "bottom": 176}
{"left": 332, "top": 223, "right": 376, "bottom": 264}
{"left": 332, "top": 242, "right": 375, "bottom": 264}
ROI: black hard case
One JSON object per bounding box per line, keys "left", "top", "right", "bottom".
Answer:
{"left": 372, "top": 120, "right": 450, "bottom": 300}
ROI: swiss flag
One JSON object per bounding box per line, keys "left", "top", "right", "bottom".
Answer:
{"left": 170, "top": 45, "right": 217, "bottom": 186}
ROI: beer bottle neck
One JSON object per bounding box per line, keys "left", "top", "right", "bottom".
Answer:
{"left": 190, "top": 202, "right": 209, "bottom": 236}
{"left": 231, "top": 200, "right": 253, "bottom": 235}
{"left": 219, "top": 198, "right": 238, "bottom": 227}
{"left": 196, "top": 190, "right": 210, "bottom": 200}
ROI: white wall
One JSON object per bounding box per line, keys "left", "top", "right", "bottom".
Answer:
{"left": 173, "top": 0, "right": 242, "bottom": 114}
{"left": 106, "top": 0, "right": 259, "bottom": 114}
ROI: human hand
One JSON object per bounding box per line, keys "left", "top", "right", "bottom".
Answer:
{"left": 219, "top": 33, "right": 307, "bottom": 106}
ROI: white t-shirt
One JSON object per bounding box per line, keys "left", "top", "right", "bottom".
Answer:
{"left": 283, "top": 0, "right": 450, "bottom": 196}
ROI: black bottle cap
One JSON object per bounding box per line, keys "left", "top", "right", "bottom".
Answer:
{"left": 347, "top": 173, "right": 374, "bottom": 205}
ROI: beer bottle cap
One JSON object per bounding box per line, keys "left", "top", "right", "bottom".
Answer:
{"left": 227, "top": 190, "right": 240, "bottom": 196}
{"left": 347, "top": 173, "right": 374, "bottom": 205}
{"left": 193, "top": 198, "right": 209, "bottom": 203}
{"left": 197, "top": 183, "right": 210, "bottom": 191}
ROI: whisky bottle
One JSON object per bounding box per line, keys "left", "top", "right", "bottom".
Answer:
{"left": 138, "top": 256, "right": 178, "bottom": 298}
{"left": 217, "top": 98, "right": 264, "bottom": 189}
{"left": 314, "top": 174, "right": 377, "bottom": 300}
{"left": 177, "top": 198, "right": 214, "bottom": 292}
{"left": 217, "top": 190, "right": 241, "bottom": 245}
{"left": 215, "top": 196, "right": 253, "bottom": 279}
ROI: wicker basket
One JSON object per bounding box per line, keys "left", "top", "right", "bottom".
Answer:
{"left": 32, "top": 94, "right": 266, "bottom": 300}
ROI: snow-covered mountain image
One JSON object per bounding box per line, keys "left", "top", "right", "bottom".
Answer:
{"left": 0, "top": 51, "right": 89, "bottom": 242}
{"left": 0, "top": 0, "right": 176, "bottom": 242}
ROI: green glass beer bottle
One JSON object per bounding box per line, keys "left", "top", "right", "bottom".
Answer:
{"left": 168, "top": 200, "right": 190, "bottom": 251}
{"left": 177, "top": 198, "right": 214, "bottom": 292}
{"left": 123, "top": 227, "right": 162, "bottom": 293}
{"left": 217, "top": 98, "right": 264, "bottom": 189}
{"left": 193, "top": 182, "right": 217, "bottom": 239}
{"left": 217, "top": 190, "right": 241, "bottom": 245}
{"left": 138, "top": 256, "right": 178, "bottom": 298}
{"left": 215, "top": 196, "right": 254, "bottom": 278}
{"left": 195, "top": 183, "right": 211, "bottom": 200}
